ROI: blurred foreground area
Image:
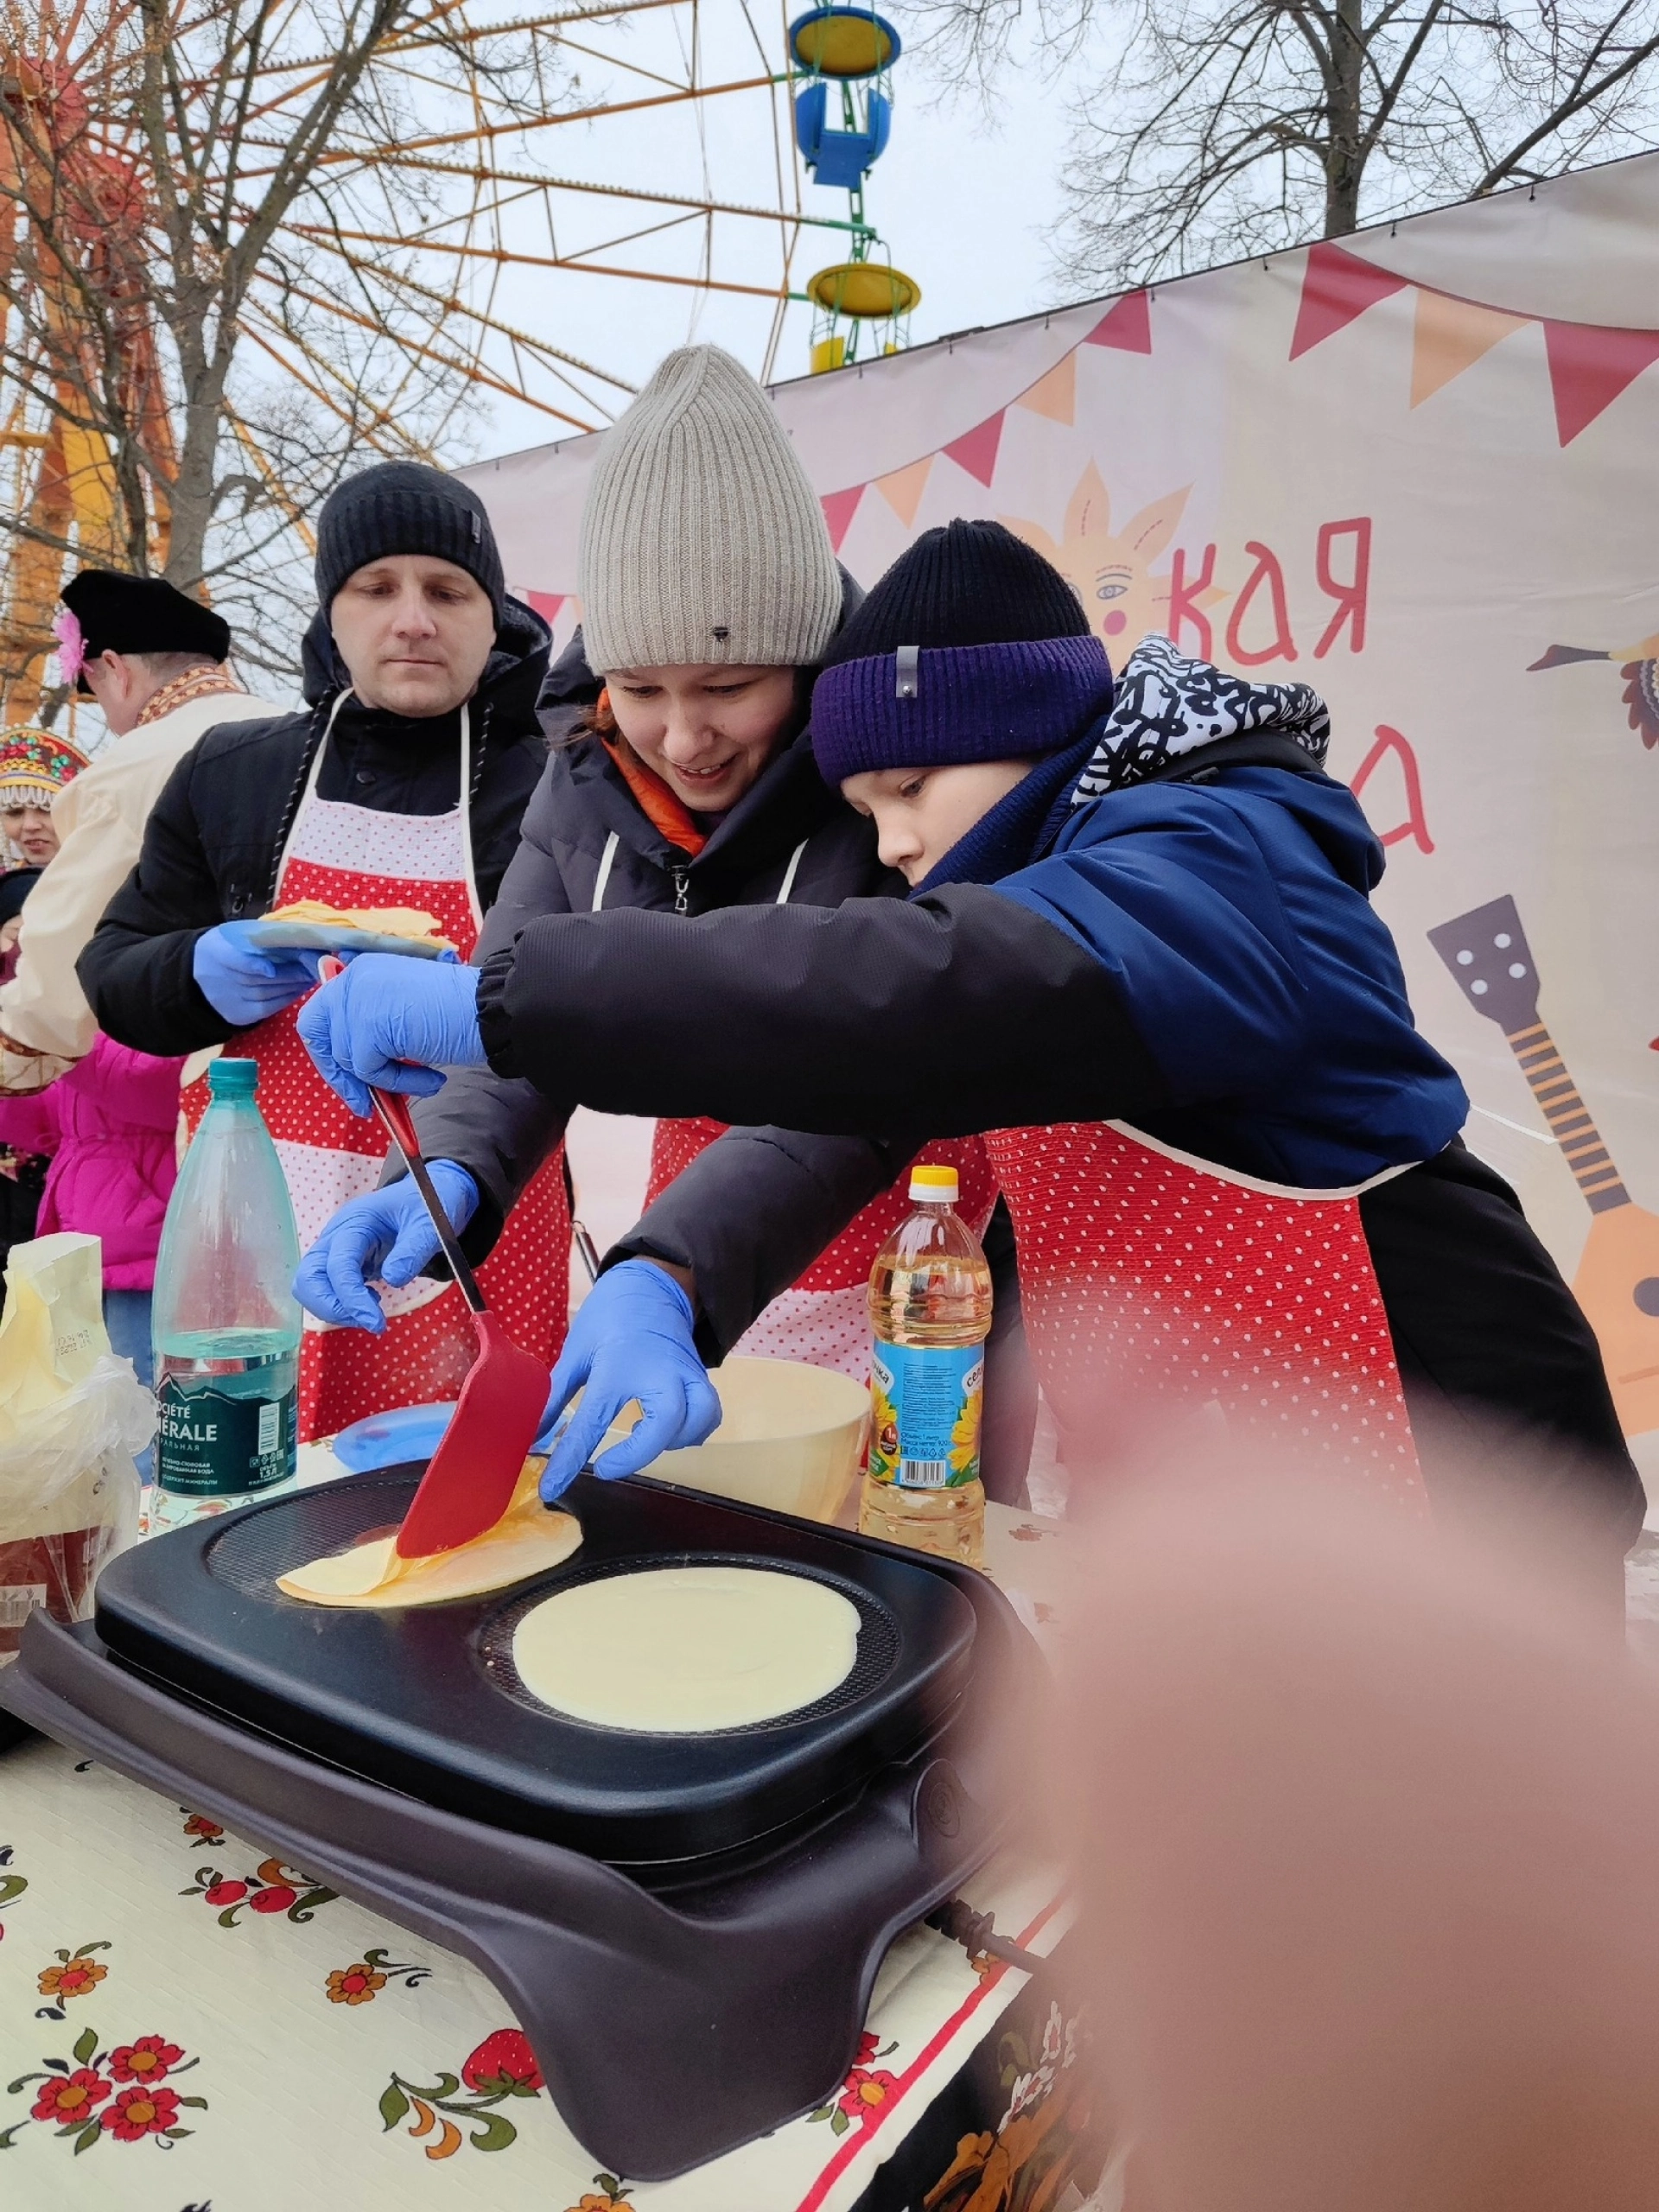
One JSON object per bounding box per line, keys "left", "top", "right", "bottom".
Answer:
{"left": 1045, "top": 1444, "right": 1659, "bottom": 2212}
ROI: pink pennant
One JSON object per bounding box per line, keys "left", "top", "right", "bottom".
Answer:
{"left": 821, "top": 485, "right": 865, "bottom": 551}
{"left": 1084, "top": 290, "right": 1152, "bottom": 353}
{"left": 524, "top": 589, "right": 566, "bottom": 624}
{"left": 1542, "top": 319, "right": 1659, "bottom": 445}
{"left": 942, "top": 412, "right": 1005, "bottom": 487}
{"left": 1289, "top": 243, "right": 1411, "bottom": 360}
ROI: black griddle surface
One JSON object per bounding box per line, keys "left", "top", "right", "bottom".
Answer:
{"left": 93, "top": 1469, "right": 978, "bottom": 1866}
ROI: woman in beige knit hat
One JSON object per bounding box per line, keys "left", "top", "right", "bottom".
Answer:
{"left": 301, "top": 344, "right": 1023, "bottom": 1461}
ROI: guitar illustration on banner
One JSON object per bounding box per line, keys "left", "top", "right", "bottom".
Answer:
{"left": 1428, "top": 894, "right": 1659, "bottom": 1439}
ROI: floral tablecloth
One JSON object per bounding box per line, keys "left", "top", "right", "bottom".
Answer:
{"left": 0, "top": 1502, "right": 1106, "bottom": 2212}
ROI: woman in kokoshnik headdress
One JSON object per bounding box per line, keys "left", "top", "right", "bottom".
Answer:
{"left": 0, "top": 725, "right": 90, "bottom": 929}
{"left": 292, "top": 346, "right": 1028, "bottom": 1490}
{"left": 0, "top": 727, "right": 90, "bottom": 1274}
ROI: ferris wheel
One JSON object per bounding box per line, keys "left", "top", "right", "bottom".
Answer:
{"left": 0, "top": 0, "right": 917, "bottom": 728}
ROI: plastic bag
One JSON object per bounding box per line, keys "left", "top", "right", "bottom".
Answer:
{"left": 0, "top": 1233, "right": 154, "bottom": 1662}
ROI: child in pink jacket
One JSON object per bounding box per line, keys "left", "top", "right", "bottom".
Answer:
{"left": 0, "top": 1033, "right": 186, "bottom": 1386}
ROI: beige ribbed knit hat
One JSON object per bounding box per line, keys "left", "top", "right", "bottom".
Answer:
{"left": 578, "top": 346, "right": 841, "bottom": 673}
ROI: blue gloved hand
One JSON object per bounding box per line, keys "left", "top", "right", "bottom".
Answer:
{"left": 538, "top": 1259, "right": 722, "bottom": 1502}
{"left": 292, "top": 1161, "right": 480, "bottom": 1333}
{"left": 192, "top": 920, "right": 325, "bottom": 1027}
{"left": 296, "top": 954, "right": 486, "bottom": 1119}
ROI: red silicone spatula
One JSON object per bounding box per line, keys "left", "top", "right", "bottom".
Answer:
{"left": 369, "top": 1084, "right": 550, "bottom": 1559}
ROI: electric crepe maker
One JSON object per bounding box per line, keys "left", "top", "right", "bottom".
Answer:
{"left": 0, "top": 1467, "right": 1044, "bottom": 2179}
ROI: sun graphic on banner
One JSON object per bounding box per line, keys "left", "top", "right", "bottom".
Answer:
{"left": 1001, "top": 463, "right": 1217, "bottom": 657}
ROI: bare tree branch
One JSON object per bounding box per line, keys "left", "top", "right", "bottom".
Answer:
{"left": 897, "top": 0, "right": 1659, "bottom": 290}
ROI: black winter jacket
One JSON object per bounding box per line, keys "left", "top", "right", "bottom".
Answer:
{"left": 79, "top": 601, "right": 551, "bottom": 1058}
{"left": 408, "top": 621, "right": 911, "bottom": 1260}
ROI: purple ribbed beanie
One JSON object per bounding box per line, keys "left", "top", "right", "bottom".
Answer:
{"left": 810, "top": 519, "right": 1114, "bottom": 785}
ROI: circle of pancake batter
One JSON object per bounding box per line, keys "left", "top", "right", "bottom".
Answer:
{"left": 511, "top": 1565, "right": 861, "bottom": 1732}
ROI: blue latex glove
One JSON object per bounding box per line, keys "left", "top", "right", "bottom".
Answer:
{"left": 538, "top": 1259, "right": 722, "bottom": 1502}
{"left": 296, "top": 954, "right": 486, "bottom": 1119}
{"left": 192, "top": 920, "right": 325, "bottom": 1026}
{"left": 292, "top": 1161, "right": 480, "bottom": 1333}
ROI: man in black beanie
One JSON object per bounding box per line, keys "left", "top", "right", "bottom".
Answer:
{"left": 79, "top": 460, "right": 568, "bottom": 1441}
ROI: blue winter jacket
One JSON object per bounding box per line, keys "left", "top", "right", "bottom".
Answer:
{"left": 922, "top": 735, "right": 1466, "bottom": 1188}
{"left": 482, "top": 639, "right": 1469, "bottom": 1192}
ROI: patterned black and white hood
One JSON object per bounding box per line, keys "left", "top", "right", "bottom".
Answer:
{"left": 1071, "top": 632, "right": 1331, "bottom": 806}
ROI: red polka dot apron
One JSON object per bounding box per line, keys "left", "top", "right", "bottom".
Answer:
{"left": 984, "top": 1120, "right": 1423, "bottom": 1503}
{"left": 591, "top": 829, "right": 1001, "bottom": 1383}
{"left": 645, "top": 1123, "right": 999, "bottom": 1382}
{"left": 183, "top": 693, "right": 569, "bottom": 1443}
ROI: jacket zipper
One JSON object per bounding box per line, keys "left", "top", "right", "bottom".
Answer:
{"left": 671, "top": 863, "right": 690, "bottom": 915}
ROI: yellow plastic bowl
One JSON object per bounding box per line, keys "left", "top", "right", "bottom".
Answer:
{"left": 604, "top": 1357, "right": 869, "bottom": 1524}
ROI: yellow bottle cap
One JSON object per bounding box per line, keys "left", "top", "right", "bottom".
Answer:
{"left": 909, "top": 1164, "right": 960, "bottom": 1203}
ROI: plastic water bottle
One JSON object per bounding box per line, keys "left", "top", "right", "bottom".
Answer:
{"left": 859, "top": 1163, "right": 991, "bottom": 1567}
{"left": 151, "top": 1058, "right": 301, "bottom": 1514}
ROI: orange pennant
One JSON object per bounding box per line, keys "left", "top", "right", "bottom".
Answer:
{"left": 874, "top": 456, "right": 933, "bottom": 527}
{"left": 1014, "top": 350, "right": 1077, "bottom": 424}
{"left": 1410, "top": 289, "right": 1529, "bottom": 406}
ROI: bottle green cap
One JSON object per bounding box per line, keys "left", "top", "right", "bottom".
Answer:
{"left": 207, "top": 1058, "right": 258, "bottom": 1099}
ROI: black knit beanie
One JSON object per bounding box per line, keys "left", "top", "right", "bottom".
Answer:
{"left": 819, "top": 519, "right": 1090, "bottom": 665}
{"left": 811, "top": 518, "right": 1112, "bottom": 785}
{"left": 315, "top": 462, "right": 505, "bottom": 623}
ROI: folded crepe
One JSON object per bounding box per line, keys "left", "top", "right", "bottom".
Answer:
{"left": 278, "top": 1458, "right": 581, "bottom": 1608}
{"left": 263, "top": 899, "right": 456, "bottom": 953}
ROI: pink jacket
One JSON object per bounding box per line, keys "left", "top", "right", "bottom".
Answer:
{"left": 0, "top": 1035, "right": 186, "bottom": 1290}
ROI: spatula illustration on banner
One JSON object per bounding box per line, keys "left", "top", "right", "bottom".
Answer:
{"left": 314, "top": 957, "right": 548, "bottom": 1556}
{"left": 1428, "top": 895, "right": 1659, "bottom": 1437}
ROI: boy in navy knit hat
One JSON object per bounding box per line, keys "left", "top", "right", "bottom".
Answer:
{"left": 300, "top": 520, "right": 1644, "bottom": 1587}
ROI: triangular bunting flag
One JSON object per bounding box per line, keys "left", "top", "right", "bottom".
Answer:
{"left": 1409, "top": 289, "right": 1529, "bottom": 405}
{"left": 943, "top": 412, "right": 1005, "bottom": 486}
{"left": 1084, "top": 291, "right": 1152, "bottom": 353}
{"left": 1014, "top": 350, "right": 1077, "bottom": 423}
{"left": 821, "top": 484, "right": 866, "bottom": 551}
{"left": 874, "top": 455, "right": 934, "bottom": 527}
{"left": 1289, "top": 242, "right": 1410, "bottom": 360}
{"left": 1542, "top": 319, "right": 1659, "bottom": 445}
{"left": 524, "top": 588, "right": 566, "bottom": 624}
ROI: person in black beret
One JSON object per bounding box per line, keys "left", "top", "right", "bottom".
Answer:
{"left": 0, "top": 572, "right": 281, "bottom": 1095}
{"left": 78, "top": 460, "right": 566, "bottom": 1444}
{"left": 57, "top": 567, "right": 233, "bottom": 727}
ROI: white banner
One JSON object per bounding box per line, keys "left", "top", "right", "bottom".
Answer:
{"left": 465, "top": 152, "right": 1659, "bottom": 1454}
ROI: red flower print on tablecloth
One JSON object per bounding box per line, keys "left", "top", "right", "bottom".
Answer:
{"left": 109, "top": 2036, "right": 183, "bottom": 2085}
{"left": 179, "top": 1811, "right": 224, "bottom": 1846}
{"left": 807, "top": 2031, "right": 901, "bottom": 2135}
{"left": 839, "top": 2068, "right": 900, "bottom": 2121}
{"left": 102, "top": 2085, "right": 183, "bottom": 2140}
{"left": 35, "top": 1942, "right": 111, "bottom": 2018}
{"left": 378, "top": 2027, "right": 546, "bottom": 2158}
{"left": 180, "top": 1854, "right": 337, "bottom": 1928}
{"left": 1, "top": 2024, "right": 205, "bottom": 2153}
{"left": 326, "top": 1946, "right": 431, "bottom": 2006}
{"left": 29, "top": 2069, "right": 110, "bottom": 2125}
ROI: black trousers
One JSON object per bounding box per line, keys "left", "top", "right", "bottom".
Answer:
{"left": 1361, "top": 1139, "right": 1646, "bottom": 1558}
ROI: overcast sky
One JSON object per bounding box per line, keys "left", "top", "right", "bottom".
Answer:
{"left": 464, "top": 10, "right": 1074, "bottom": 461}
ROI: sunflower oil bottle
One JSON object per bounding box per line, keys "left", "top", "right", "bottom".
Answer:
{"left": 859, "top": 1163, "right": 991, "bottom": 1567}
